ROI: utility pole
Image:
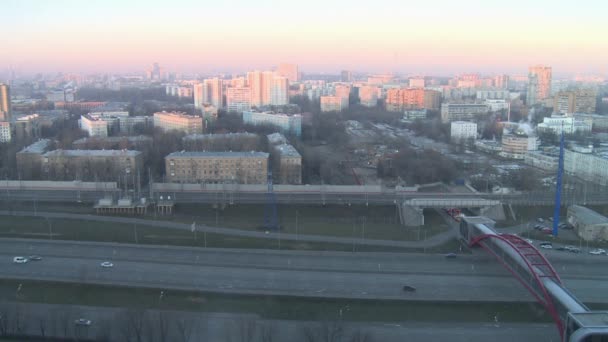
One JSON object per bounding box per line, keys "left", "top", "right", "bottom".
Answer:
{"left": 552, "top": 130, "right": 565, "bottom": 237}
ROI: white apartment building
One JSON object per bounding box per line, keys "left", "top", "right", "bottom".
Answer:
{"left": 79, "top": 114, "right": 108, "bottom": 137}
{"left": 476, "top": 90, "right": 510, "bottom": 100}
{"left": 320, "top": 96, "right": 348, "bottom": 112}
{"left": 153, "top": 111, "right": 203, "bottom": 134}
{"left": 537, "top": 115, "right": 592, "bottom": 136}
{"left": 242, "top": 111, "right": 302, "bottom": 136}
{"left": 564, "top": 145, "right": 608, "bottom": 185}
{"left": 524, "top": 151, "right": 558, "bottom": 172}
{"left": 450, "top": 121, "right": 477, "bottom": 142}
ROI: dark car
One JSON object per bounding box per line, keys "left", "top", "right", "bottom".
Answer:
{"left": 444, "top": 253, "right": 457, "bottom": 259}
{"left": 556, "top": 247, "right": 566, "bottom": 251}
{"left": 402, "top": 285, "right": 416, "bottom": 292}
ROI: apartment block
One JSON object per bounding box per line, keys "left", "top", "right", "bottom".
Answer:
{"left": 165, "top": 151, "right": 268, "bottom": 184}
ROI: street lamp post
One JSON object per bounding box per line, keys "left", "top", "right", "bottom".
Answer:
{"left": 45, "top": 217, "right": 52, "bottom": 240}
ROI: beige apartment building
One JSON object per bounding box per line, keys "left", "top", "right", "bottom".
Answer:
{"left": 153, "top": 111, "right": 203, "bottom": 134}
{"left": 165, "top": 151, "right": 269, "bottom": 184}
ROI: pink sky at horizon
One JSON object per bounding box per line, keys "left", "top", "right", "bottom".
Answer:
{"left": 3, "top": 0, "right": 608, "bottom": 76}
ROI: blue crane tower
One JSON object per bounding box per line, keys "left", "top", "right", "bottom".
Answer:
{"left": 264, "top": 170, "right": 279, "bottom": 231}
{"left": 552, "top": 130, "right": 565, "bottom": 237}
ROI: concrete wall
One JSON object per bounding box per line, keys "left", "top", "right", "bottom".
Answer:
{"left": 0, "top": 180, "right": 118, "bottom": 190}
{"left": 152, "top": 182, "right": 384, "bottom": 194}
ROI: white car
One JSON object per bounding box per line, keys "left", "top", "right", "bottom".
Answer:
{"left": 13, "top": 256, "right": 28, "bottom": 264}
{"left": 540, "top": 244, "right": 553, "bottom": 249}
{"left": 524, "top": 239, "right": 534, "bottom": 244}
{"left": 100, "top": 261, "right": 114, "bottom": 268}
{"left": 589, "top": 249, "right": 606, "bottom": 256}
{"left": 74, "top": 318, "right": 92, "bottom": 326}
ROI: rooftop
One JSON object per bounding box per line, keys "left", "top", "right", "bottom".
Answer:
{"left": 275, "top": 144, "right": 301, "bottom": 158}
{"left": 43, "top": 149, "right": 141, "bottom": 158}
{"left": 267, "top": 132, "right": 288, "bottom": 144}
{"left": 18, "top": 139, "right": 52, "bottom": 154}
{"left": 73, "top": 136, "right": 152, "bottom": 144}
{"left": 153, "top": 111, "right": 199, "bottom": 118}
{"left": 183, "top": 132, "right": 257, "bottom": 141}
{"left": 166, "top": 151, "right": 269, "bottom": 159}
{"left": 569, "top": 205, "right": 608, "bottom": 226}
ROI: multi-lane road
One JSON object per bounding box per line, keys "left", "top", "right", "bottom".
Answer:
{"left": 1, "top": 239, "right": 606, "bottom": 304}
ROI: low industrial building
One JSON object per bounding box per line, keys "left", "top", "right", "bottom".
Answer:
{"left": 567, "top": 205, "right": 608, "bottom": 241}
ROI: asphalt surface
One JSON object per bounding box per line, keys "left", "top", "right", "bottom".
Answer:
{"left": 0, "top": 302, "right": 559, "bottom": 342}
{"left": 1, "top": 239, "right": 607, "bottom": 304}
{"left": 0, "top": 210, "right": 460, "bottom": 248}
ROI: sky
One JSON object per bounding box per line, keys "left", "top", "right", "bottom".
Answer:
{"left": 3, "top": 0, "right": 608, "bottom": 76}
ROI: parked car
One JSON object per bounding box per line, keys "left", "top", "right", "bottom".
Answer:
{"left": 537, "top": 218, "right": 545, "bottom": 223}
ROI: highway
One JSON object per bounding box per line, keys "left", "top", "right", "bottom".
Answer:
{"left": 0, "top": 302, "right": 558, "bottom": 341}
{"left": 0, "top": 187, "right": 607, "bottom": 206}
{"left": 1, "top": 239, "right": 607, "bottom": 304}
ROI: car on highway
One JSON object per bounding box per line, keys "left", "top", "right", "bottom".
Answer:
{"left": 100, "top": 261, "right": 114, "bottom": 268}
{"left": 74, "top": 318, "right": 92, "bottom": 326}
{"left": 28, "top": 255, "right": 42, "bottom": 261}
{"left": 402, "top": 285, "right": 416, "bottom": 292}
{"left": 13, "top": 256, "right": 28, "bottom": 264}
{"left": 589, "top": 249, "right": 606, "bottom": 256}
{"left": 524, "top": 239, "right": 534, "bottom": 244}
{"left": 540, "top": 244, "right": 553, "bottom": 249}
{"left": 444, "top": 253, "right": 457, "bottom": 259}
{"left": 539, "top": 242, "right": 552, "bottom": 246}
{"left": 556, "top": 247, "right": 566, "bottom": 251}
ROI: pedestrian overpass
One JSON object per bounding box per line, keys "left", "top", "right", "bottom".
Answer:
{"left": 460, "top": 216, "right": 608, "bottom": 342}
{"left": 399, "top": 198, "right": 503, "bottom": 226}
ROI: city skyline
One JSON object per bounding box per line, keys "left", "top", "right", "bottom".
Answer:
{"left": 3, "top": 0, "right": 608, "bottom": 75}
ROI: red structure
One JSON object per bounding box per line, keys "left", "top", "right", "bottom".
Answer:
{"left": 469, "top": 233, "right": 564, "bottom": 340}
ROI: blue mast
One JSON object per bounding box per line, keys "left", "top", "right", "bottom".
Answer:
{"left": 552, "top": 130, "right": 565, "bottom": 237}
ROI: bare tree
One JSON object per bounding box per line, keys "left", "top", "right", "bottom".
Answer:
{"left": 348, "top": 329, "right": 374, "bottom": 342}
{"left": 37, "top": 314, "right": 48, "bottom": 338}
{"left": 0, "top": 302, "right": 9, "bottom": 336}
{"left": 95, "top": 318, "right": 112, "bottom": 342}
{"left": 119, "top": 308, "right": 146, "bottom": 342}
{"left": 225, "top": 317, "right": 257, "bottom": 342}
{"left": 259, "top": 321, "right": 276, "bottom": 342}
{"left": 301, "top": 321, "right": 345, "bottom": 342}
{"left": 175, "top": 316, "right": 196, "bottom": 342}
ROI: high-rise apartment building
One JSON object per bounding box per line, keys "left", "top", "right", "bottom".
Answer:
{"left": 277, "top": 63, "right": 299, "bottom": 83}
{"left": 203, "top": 78, "right": 224, "bottom": 108}
{"left": 247, "top": 71, "right": 289, "bottom": 107}
{"left": 409, "top": 77, "right": 425, "bottom": 88}
{"left": 528, "top": 65, "right": 552, "bottom": 105}
{"left": 226, "top": 87, "right": 252, "bottom": 113}
{"left": 271, "top": 76, "right": 289, "bottom": 105}
{"left": 153, "top": 111, "right": 203, "bottom": 134}
{"left": 340, "top": 70, "right": 353, "bottom": 82}
{"left": 193, "top": 83, "right": 205, "bottom": 109}
{"left": 320, "top": 96, "right": 348, "bottom": 112}
{"left": 334, "top": 84, "right": 351, "bottom": 102}
{"left": 494, "top": 74, "right": 510, "bottom": 89}
{"left": 554, "top": 89, "right": 597, "bottom": 115}
{"left": 358, "top": 85, "right": 379, "bottom": 107}
{"left": 385, "top": 88, "right": 441, "bottom": 112}
{"left": 165, "top": 151, "right": 268, "bottom": 184}
{"left": 0, "top": 83, "right": 11, "bottom": 122}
